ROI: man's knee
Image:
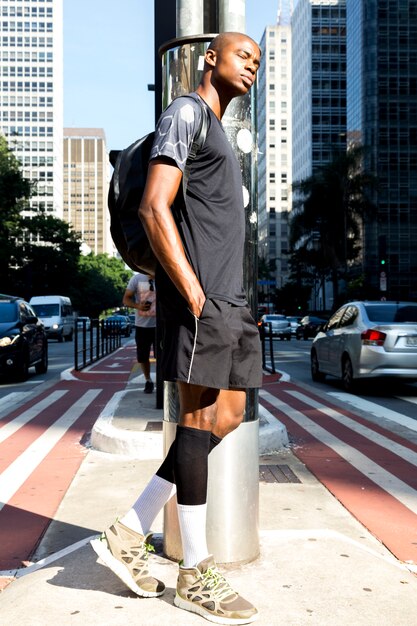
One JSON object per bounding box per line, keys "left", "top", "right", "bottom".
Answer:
{"left": 177, "top": 382, "right": 219, "bottom": 430}
{"left": 214, "top": 389, "right": 246, "bottom": 438}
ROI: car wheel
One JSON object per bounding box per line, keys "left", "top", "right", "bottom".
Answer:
{"left": 58, "top": 332, "right": 64, "bottom": 343}
{"left": 67, "top": 330, "right": 74, "bottom": 342}
{"left": 16, "top": 351, "right": 29, "bottom": 382}
{"left": 286, "top": 335, "right": 291, "bottom": 341}
{"left": 311, "top": 350, "right": 326, "bottom": 382}
{"left": 304, "top": 331, "right": 309, "bottom": 340}
{"left": 35, "top": 342, "right": 48, "bottom": 374}
{"left": 342, "top": 355, "right": 355, "bottom": 392}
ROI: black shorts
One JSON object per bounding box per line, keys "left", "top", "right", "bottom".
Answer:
{"left": 135, "top": 326, "right": 155, "bottom": 363}
{"left": 159, "top": 298, "right": 262, "bottom": 390}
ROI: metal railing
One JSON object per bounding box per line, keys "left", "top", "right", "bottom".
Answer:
{"left": 260, "top": 322, "right": 276, "bottom": 374}
{"left": 74, "top": 318, "right": 122, "bottom": 371}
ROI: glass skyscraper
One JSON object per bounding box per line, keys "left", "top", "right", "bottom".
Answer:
{"left": 0, "top": 0, "right": 63, "bottom": 218}
{"left": 292, "top": 0, "right": 347, "bottom": 183}
{"left": 347, "top": 0, "right": 417, "bottom": 299}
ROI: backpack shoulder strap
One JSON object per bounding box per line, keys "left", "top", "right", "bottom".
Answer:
{"left": 181, "top": 94, "right": 209, "bottom": 195}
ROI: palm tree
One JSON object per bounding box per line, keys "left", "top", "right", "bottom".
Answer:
{"left": 290, "top": 145, "right": 375, "bottom": 307}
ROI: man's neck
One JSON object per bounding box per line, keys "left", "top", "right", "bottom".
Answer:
{"left": 195, "top": 85, "right": 231, "bottom": 120}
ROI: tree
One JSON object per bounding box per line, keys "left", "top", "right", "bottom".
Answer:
{"left": 13, "top": 214, "right": 82, "bottom": 300}
{"left": 0, "top": 136, "right": 32, "bottom": 290}
{"left": 72, "top": 254, "right": 133, "bottom": 318}
{"left": 290, "top": 145, "right": 375, "bottom": 307}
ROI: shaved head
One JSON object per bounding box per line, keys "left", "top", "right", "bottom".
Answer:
{"left": 208, "top": 32, "right": 260, "bottom": 56}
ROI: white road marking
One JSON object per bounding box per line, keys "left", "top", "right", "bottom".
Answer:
{"left": 328, "top": 392, "right": 417, "bottom": 433}
{"left": 260, "top": 389, "right": 417, "bottom": 515}
{"left": 286, "top": 390, "right": 417, "bottom": 467}
{"left": 0, "top": 389, "right": 101, "bottom": 512}
{"left": 0, "top": 392, "right": 31, "bottom": 416}
{"left": 0, "top": 390, "right": 68, "bottom": 444}
{"left": 396, "top": 396, "right": 417, "bottom": 406}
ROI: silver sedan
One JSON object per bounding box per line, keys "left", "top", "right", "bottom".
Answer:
{"left": 259, "top": 314, "right": 292, "bottom": 341}
{"left": 310, "top": 301, "right": 417, "bottom": 391}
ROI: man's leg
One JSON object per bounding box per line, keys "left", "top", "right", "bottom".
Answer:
{"left": 174, "top": 383, "right": 258, "bottom": 623}
{"left": 121, "top": 385, "right": 223, "bottom": 538}
{"left": 135, "top": 326, "right": 154, "bottom": 393}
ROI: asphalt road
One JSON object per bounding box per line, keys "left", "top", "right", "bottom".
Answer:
{"left": 265, "top": 336, "right": 417, "bottom": 436}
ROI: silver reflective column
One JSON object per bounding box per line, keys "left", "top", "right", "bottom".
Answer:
{"left": 159, "top": 35, "right": 259, "bottom": 564}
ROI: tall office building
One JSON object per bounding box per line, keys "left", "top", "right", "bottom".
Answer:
{"left": 63, "top": 128, "right": 112, "bottom": 255}
{"left": 0, "top": 0, "right": 63, "bottom": 217}
{"left": 258, "top": 9, "right": 292, "bottom": 292}
{"left": 292, "top": 0, "right": 346, "bottom": 183}
{"left": 347, "top": 0, "right": 417, "bottom": 299}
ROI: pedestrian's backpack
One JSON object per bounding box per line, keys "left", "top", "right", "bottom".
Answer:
{"left": 108, "top": 95, "right": 209, "bottom": 276}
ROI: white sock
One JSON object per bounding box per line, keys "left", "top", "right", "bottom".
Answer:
{"left": 120, "top": 475, "right": 176, "bottom": 535}
{"left": 177, "top": 503, "right": 209, "bottom": 568}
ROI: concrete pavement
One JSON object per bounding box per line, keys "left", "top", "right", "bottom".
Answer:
{"left": 1, "top": 345, "right": 416, "bottom": 625}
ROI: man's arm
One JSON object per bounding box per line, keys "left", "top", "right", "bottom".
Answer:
{"left": 139, "top": 158, "right": 205, "bottom": 317}
{"left": 122, "top": 288, "right": 150, "bottom": 313}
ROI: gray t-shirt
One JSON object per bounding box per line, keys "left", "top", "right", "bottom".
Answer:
{"left": 126, "top": 273, "right": 156, "bottom": 328}
{"left": 150, "top": 93, "right": 247, "bottom": 307}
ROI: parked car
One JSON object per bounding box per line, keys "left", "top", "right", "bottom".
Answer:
{"left": 286, "top": 316, "right": 302, "bottom": 336}
{"left": 259, "top": 314, "right": 291, "bottom": 340}
{"left": 296, "top": 315, "right": 328, "bottom": 340}
{"left": 310, "top": 300, "right": 417, "bottom": 392}
{"left": 103, "top": 314, "right": 131, "bottom": 337}
{"left": 0, "top": 294, "right": 48, "bottom": 381}
{"left": 76, "top": 316, "right": 91, "bottom": 331}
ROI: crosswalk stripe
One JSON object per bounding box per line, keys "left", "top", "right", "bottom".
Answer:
{"left": 0, "top": 389, "right": 101, "bottom": 512}
{"left": 285, "top": 390, "right": 417, "bottom": 467}
{"left": 328, "top": 392, "right": 417, "bottom": 432}
{"left": 0, "top": 392, "right": 31, "bottom": 418}
{"left": 0, "top": 390, "right": 68, "bottom": 444}
{"left": 396, "top": 396, "right": 417, "bottom": 406}
{"left": 260, "top": 389, "right": 417, "bottom": 516}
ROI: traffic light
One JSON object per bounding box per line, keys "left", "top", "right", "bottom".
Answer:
{"left": 378, "top": 234, "right": 387, "bottom": 267}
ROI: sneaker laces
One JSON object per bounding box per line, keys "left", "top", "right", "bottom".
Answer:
{"left": 98, "top": 530, "right": 155, "bottom": 560}
{"left": 201, "top": 567, "right": 236, "bottom": 601}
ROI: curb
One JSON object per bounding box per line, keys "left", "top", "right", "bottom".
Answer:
{"left": 90, "top": 389, "right": 163, "bottom": 459}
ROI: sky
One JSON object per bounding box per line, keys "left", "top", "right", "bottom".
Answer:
{"left": 63, "top": 0, "right": 280, "bottom": 151}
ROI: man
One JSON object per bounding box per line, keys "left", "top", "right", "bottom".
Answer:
{"left": 91, "top": 32, "right": 262, "bottom": 624}
{"left": 122, "top": 272, "right": 156, "bottom": 393}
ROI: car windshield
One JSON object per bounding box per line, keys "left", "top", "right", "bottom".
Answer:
{"left": 364, "top": 304, "right": 417, "bottom": 323}
{"left": 0, "top": 302, "right": 18, "bottom": 323}
{"left": 31, "top": 303, "right": 59, "bottom": 317}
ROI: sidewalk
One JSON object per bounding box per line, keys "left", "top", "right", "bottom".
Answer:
{"left": 1, "top": 344, "right": 416, "bottom": 625}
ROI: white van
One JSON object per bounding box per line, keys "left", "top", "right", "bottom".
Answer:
{"left": 29, "top": 295, "right": 74, "bottom": 342}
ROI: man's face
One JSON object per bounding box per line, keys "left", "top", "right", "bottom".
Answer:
{"left": 210, "top": 35, "right": 261, "bottom": 97}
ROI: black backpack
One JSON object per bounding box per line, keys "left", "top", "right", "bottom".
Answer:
{"left": 108, "top": 95, "right": 209, "bottom": 275}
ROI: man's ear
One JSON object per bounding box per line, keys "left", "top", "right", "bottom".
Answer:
{"left": 205, "top": 48, "right": 216, "bottom": 67}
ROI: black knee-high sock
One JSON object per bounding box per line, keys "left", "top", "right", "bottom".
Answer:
{"left": 156, "top": 430, "right": 222, "bottom": 485}
{"left": 173, "top": 425, "right": 212, "bottom": 505}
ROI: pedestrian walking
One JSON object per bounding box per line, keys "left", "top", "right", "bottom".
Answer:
{"left": 122, "top": 272, "right": 156, "bottom": 393}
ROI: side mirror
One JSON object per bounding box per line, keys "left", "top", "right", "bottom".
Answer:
{"left": 25, "top": 316, "right": 39, "bottom": 325}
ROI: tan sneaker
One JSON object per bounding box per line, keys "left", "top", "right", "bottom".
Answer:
{"left": 90, "top": 520, "right": 165, "bottom": 597}
{"left": 174, "top": 555, "right": 258, "bottom": 624}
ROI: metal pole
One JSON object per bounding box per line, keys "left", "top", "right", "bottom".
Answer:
{"left": 218, "top": 0, "right": 245, "bottom": 32}
{"left": 177, "top": 0, "right": 204, "bottom": 37}
{"left": 160, "top": 0, "right": 260, "bottom": 564}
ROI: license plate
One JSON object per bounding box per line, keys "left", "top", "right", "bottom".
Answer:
{"left": 406, "top": 336, "right": 417, "bottom": 346}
